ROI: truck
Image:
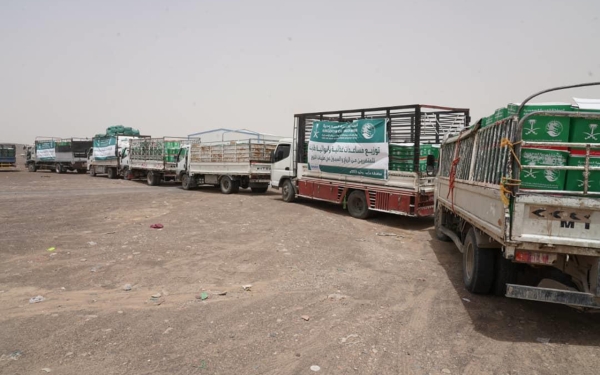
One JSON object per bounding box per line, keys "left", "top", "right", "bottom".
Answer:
{"left": 124, "top": 137, "right": 190, "bottom": 185}
{"left": 177, "top": 139, "right": 276, "bottom": 194}
{"left": 26, "top": 137, "right": 92, "bottom": 173}
{"left": 270, "top": 104, "right": 470, "bottom": 218}
{"left": 88, "top": 135, "right": 147, "bottom": 179}
{"left": 0, "top": 144, "right": 17, "bottom": 169}
{"left": 434, "top": 82, "right": 600, "bottom": 308}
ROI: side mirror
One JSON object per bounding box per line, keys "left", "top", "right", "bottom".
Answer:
{"left": 270, "top": 150, "right": 275, "bottom": 163}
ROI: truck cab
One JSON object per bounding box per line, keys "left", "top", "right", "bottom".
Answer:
{"left": 175, "top": 144, "right": 190, "bottom": 177}
{"left": 270, "top": 138, "right": 294, "bottom": 189}
{"left": 86, "top": 148, "right": 94, "bottom": 170}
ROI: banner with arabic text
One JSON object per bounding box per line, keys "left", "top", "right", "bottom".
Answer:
{"left": 308, "top": 119, "right": 388, "bottom": 179}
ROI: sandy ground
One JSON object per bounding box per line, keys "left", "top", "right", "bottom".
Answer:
{"left": 1, "top": 165, "right": 600, "bottom": 374}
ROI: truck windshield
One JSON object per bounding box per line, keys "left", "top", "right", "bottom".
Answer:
{"left": 274, "top": 144, "right": 290, "bottom": 162}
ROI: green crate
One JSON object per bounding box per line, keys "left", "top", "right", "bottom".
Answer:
{"left": 569, "top": 109, "right": 600, "bottom": 143}
{"left": 389, "top": 143, "right": 436, "bottom": 158}
{"left": 520, "top": 148, "right": 568, "bottom": 190}
{"left": 565, "top": 154, "right": 600, "bottom": 192}
{"left": 507, "top": 103, "right": 572, "bottom": 143}
{"left": 494, "top": 107, "right": 510, "bottom": 122}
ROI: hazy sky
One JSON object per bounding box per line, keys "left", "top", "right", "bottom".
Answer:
{"left": 1, "top": 0, "right": 600, "bottom": 143}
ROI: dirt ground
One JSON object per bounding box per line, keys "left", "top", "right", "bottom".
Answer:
{"left": 2, "top": 165, "right": 600, "bottom": 374}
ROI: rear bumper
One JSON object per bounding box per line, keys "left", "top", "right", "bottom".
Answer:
{"left": 506, "top": 284, "right": 600, "bottom": 308}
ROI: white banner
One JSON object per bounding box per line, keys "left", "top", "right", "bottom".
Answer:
{"left": 36, "top": 148, "right": 56, "bottom": 160}
{"left": 93, "top": 145, "right": 116, "bottom": 159}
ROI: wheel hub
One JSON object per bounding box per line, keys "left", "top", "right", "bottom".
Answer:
{"left": 465, "top": 242, "right": 474, "bottom": 280}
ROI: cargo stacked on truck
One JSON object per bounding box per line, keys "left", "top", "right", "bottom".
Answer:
{"left": 26, "top": 137, "right": 92, "bottom": 173}
{"left": 125, "top": 137, "right": 193, "bottom": 185}
{"left": 0, "top": 144, "right": 17, "bottom": 169}
{"left": 88, "top": 126, "right": 146, "bottom": 179}
{"left": 177, "top": 139, "right": 276, "bottom": 194}
{"left": 270, "top": 104, "right": 470, "bottom": 218}
{"left": 435, "top": 82, "right": 600, "bottom": 309}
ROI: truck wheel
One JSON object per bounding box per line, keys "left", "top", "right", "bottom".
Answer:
{"left": 241, "top": 177, "right": 250, "bottom": 189}
{"left": 28, "top": 163, "right": 36, "bottom": 172}
{"left": 492, "top": 253, "right": 518, "bottom": 296}
{"left": 281, "top": 179, "right": 296, "bottom": 202}
{"left": 251, "top": 186, "right": 269, "bottom": 193}
{"left": 55, "top": 164, "right": 63, "bottom": 174}
{"left": 347, "top": 190, "right": 370, "bottom": 219}
{"left": 220, "top": 176, "right": 238, "bottom": 194}
{"left": 181, "top": 174, "right": 192, "bottom": 190}
{"left": 123, "top": 169, "right": 134, "bottom": 180}
{"left": 435, "top": 206, "right": 451, "bottom": 241}
{"left": 107, "top": 167, "right": 117, "bottom": 179}
{"left": 463, "top": 228, "right": 495, "bottom": 294}
{"left": 89, "top": 167, "right": 96, "bottom": 177}
{"left": 147, "top": 172, "right": 158, "bottom": 186}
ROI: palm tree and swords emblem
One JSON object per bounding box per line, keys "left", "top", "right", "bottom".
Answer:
{"left": 584, "top": 123, "right": 599, "bottom": 141}
{"left": 525, "top": 119, "right": 539, "bottom": 135}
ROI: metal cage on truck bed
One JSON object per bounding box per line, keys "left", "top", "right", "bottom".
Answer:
{"left": 294, "top": 104, "right": 470, "bottom": 174}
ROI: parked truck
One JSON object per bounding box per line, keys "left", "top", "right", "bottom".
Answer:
{"left": 88, "top": 135, "right": 147, "bottom": 178}
{"left": 26, "top": 137, "right": 92, "bottom": 173}
{"left": 0, "top": 144, "right": 17, "bottom": 169}
{"left": 435, "top": 82, "right": 600, "bottom": 308}
{"left": 125, "top": 137, "right": 190, "bottom": 185}
{"left": 177, "top": 139, "right": 276, "bottom": 193}
{"left": 270, "top": 104, "right": 470, "bottom": 218}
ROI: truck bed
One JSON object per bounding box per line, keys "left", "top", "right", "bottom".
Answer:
{"left": 302, "top": 168, "right": 435, "bottom": 192}
{"left": 190, "top": 142, "right": 276, "bottom": 163}
{"left": 188, "top": 161, "right": 271, "bottom": 176}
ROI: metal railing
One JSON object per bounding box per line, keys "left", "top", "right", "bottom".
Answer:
{"left": 440, "top": 82, "right": 600, "bottom": 198}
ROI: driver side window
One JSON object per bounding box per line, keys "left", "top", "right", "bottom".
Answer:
{"left": 274, "top": 144, "right": 290, "bottom": 162}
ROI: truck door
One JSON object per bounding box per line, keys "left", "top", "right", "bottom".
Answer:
{"left": 120, "top": 147, "right": 130, "bottom": 168}
{"left": 270, "top": 142, "right": 292, "bottom": 188}
{"left": 87, "top": 147, "right": 94, "bottom": 168}
{"left": 176, "top": 147, "right": 188, "bottom": 175}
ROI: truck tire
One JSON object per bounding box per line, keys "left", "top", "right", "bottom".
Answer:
{"left": 241, "top": 177, "right": 250, "bottom": 189}
{"left": 492, "top": 253, "right": 518, "bottom": 296}
{"left": 251, "top": 186, "right": 269, "bottom": 193}
{"left": 281, "top": 179, "right": 296, "bottom": 202}
{"left": 123, "top": 169, "right": 134, "bottom": 180}
{"left": 28, "top": 163, "right": 36, "bottom": 172}
{"left": 435, "top": 206, "right": 451, "bottom": 241}
{"left": 347, "top": 190, "right": 370, "bottom": 219}
{"left": 220, "top": 176, "right": 239, "bottom": 194}
{"left": 107, "top": 167, "right": 117, "bottom": 179}
{"left": 55, "top": 164, "right": 63, "bottom": 174}
{"left": 89, "top": 167, "right": 96, "bottom": 177}
{"left": 147, "top": 172, "right": 160, "bottom": 186}
{"left": 182, "top": 174, "right": 192, "bottom": 190}
{"left": 463, "top": 228, "right": 495, "bottom": 294}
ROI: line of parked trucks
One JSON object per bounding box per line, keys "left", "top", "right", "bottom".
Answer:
{"left": 18, "top": 83, "right": 600, "bottom": 309}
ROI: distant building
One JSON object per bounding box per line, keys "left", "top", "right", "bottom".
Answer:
{"left": 187, "top": 128, "right": 283, "bottom": 144}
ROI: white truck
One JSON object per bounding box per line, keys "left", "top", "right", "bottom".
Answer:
{"left": 177, "top": 139, "right": 276, "bottom": 194}
{"left": 435, "top": 82, "right": 600, "bottom": 308}
{"left": 26, "top": 137, "right": 92, "bottom": 173}
{"left": 125, "top": 137, "right": 191, "bottom": 185}
{"left": 88, "top": 135, "right": 147, "bottom": 179}
{"left": 270, "top": 104, "right": 469, "bottom": 218}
